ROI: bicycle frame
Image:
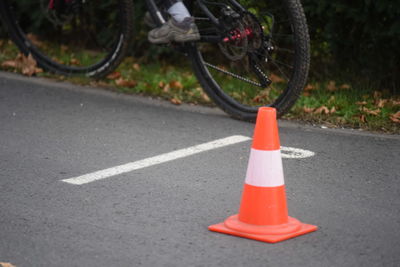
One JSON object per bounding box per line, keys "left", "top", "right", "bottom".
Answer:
{"left": 3, "top": 0, "right": 309, "bottom": 119}
{"left": 48, "top": 0, "right": 244, "bottom": 43}
{"left": 144, "top": 0, "right": 245, "bottom": 43}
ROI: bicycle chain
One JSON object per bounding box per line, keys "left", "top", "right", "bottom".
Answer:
{"left": 203, "top": 62, "right": 269, "bottom": 88}
{"left": 252, "top": 60, "right": 272, "bottom": 87}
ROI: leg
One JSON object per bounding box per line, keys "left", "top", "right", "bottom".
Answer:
{"left": 167, "top": 1, "right": 191, "bottom": 22}
{"left": 148, "top": 0, "right": 200, "bottom": 44}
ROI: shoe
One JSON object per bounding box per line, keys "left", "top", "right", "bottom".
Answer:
{"left": 148, "top": 17, "right": 200, "bottom": 44}
{"left": 144, "top": 12, "right": 157, "bottom": 28}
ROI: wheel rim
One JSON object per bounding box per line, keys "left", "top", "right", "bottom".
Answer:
{"left": 6, "top": 0, "right": 126, "bottom": 74}
{"left": 191, "top": 0, "right": 301, "bottom": 113}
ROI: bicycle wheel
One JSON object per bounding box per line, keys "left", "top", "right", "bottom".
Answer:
{"left": 0, "top": 0, "right": 133, "bottom": 78}
{"left": 187, "top": 0, "right": 310, "bottom": 120}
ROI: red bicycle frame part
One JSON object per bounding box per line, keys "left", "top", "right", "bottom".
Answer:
{"left": 223, "top": 28, "right": 253, "bottom": 43}
{"left": 48, "top": 0, "right": 73, "bottom": 10}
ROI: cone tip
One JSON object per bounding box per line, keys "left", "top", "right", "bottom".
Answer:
{"left": 257, "top": 107, "right": 277, "bottom": 118}
{"left": 252, "top": 107, "right": 280, "bottom": 151}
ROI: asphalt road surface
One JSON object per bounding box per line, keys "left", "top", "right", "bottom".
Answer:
{"left": 1, "top": 71, "right": 399, "bottom": 267}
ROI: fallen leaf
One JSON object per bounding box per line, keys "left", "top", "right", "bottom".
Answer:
{"left": 202, "top": 92, "right": 211, "bottom": 102}
{"left": 340, "top": 84, "right": 351, "bottom": 90}
{"left": 304, "top": 84, "right": 316, "bottom": 91}
{"left": 356, "top": 101, "right": 367, "bottom": 106}
{"left": 269, "top": 73, "right": 285, "bottom": 83}
{"left": 361, "top": 107, "right": 381, "bottom": 116}
{"left": 1, "top": 60, "right": 18, "bottom": 68}
{"left": 169, "top": 80, "right": 183, "bottom": 90}
{"left": 106, "top": 71, "right": 121, "bottom": 80}
{"left": 391, "top": 100, "right": 400, "bottom": 106}
{"left": 51, "top": 57, "right": 64, "bottom": 64}
{"left": 360, "top": 114, "right": 367, "bottom": 123}
{"left": 194, "top": 87, "right": 211, "bottom": 102}
{"left": 314, "top": 106, "right": 330, "bottom": 114}
{"left": 375, "top": 99, "right": 387, "bottom": 108}
{"left": 115, "top": 78, "right": 137, "bottom": 88}
{"left": 158, "top": 81, "right": 165, "bottom": 88}
{"left": 0, "top": 262, "right": 17, "bottom": 267}
{"left": 170, "top": 97, "right": 182, "bottom": 105}
{"left": 390, "top": 111, "right": 400, "bottom": 123}
{"left": 303, "top": 107, "right": 314, "bottom": 113}
{"left": 34, "top": 67, "right": 44, "bottom": 74}
{"left": 330, "top": 106, "right": 336, "bottom": 114}
{"left": 1, "top": 53, "right": 41, "bottom": 76}
{"left": 328, "top": 96, "right": 336, "bottom": 104}
{"left": 162, "top": 83, "right": 170, "bottom": 93}
{"left": 70, "top": 58, "right": 80, "bottom": 66}
{"left": 327, "top": 81, "right": 337, "bottom": 92}
{"left": 252, "top": 95, "right": 264, "bottom": 103}
{"left": 132, "top": 63, "right": 141, "bottom": 71}
{"left": 21, "top": 54, "right": 38, "bottom": 76}
{"left": 218, "top": 65, "right": 227, "bottom": 71}
{"left": 302, "top": 91, "right": 311, "bottom": 96}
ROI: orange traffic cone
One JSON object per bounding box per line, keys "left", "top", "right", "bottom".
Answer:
{"left": 209, "top": 107, "right": 317, "bottom": 243}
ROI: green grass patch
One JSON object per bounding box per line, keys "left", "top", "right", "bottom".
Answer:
{"left": 288, "top": 81, "right": 400, "bottom": 133}
{"left": 1, "top": 38, "right": 399, "bottom": 134}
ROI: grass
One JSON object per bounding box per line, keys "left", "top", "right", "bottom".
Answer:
{"left": 1, "top": 38, "right": 399, "bottom": 134}
{"left": 288, "top": 81, "right": 400, "bottom": 133}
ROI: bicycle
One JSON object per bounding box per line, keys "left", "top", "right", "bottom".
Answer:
{"left": 0, "top": 0, "right": 310, "bottom": 121}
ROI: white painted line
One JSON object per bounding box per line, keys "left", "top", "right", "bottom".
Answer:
{"left": 281, "top": 146, "right": 315, "bottom": 159}
{"left": 61, "top": 135, "right": 251, "bottom": 185}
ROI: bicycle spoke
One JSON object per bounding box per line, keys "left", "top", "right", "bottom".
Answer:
{"left": 186, "top": 0, "right": 309, "bottom": 118}
{"left": 1, "top": 0, "right": 132, "bottom": 77}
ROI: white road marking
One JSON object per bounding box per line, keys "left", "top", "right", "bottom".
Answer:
{"left": 61, "top": 135, "right": 251, "bottom": 185}
{"left": 61, "top": 135, "right": 315, "bottom": 186}
{"left": 281, "top": 146, "right": 315, "bottom": 159}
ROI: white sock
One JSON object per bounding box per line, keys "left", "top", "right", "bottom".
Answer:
{"left": 167, "top": 2, "right": 191, "bottom": 22}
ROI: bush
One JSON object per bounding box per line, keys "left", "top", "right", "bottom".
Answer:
{"left": 303, "top": 0, "right": 400, "bottom": 92}
{"left": 1, "top": 0, "right": 399, "bottom": 92}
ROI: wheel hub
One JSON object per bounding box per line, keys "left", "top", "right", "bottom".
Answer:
{"left": 218, "top": 11, "right": 267, "bottom": 61}
{"left": 44, "top": 0, "right": 82, "bottom": 25}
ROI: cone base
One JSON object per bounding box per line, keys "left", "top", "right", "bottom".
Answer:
{"left": 209, "top": 214, "right": 317, "bottom": 243}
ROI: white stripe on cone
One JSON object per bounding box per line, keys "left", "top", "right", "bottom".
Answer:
{"left": 245, "top": 149, "right": 285, "bottom": 187}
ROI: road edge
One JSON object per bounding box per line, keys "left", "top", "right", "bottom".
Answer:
{"left": 1, "top": 71, "right": 399, "bottom": 140}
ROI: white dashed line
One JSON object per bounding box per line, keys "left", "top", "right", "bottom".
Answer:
{"left": 281, "top": 146, "right": 315, "bottom": 159}
{"left": 61, "top": 135, "right": 315, "bottom": 185}
{"left": 61, "top": 135, "right": 251, "bottom": 185}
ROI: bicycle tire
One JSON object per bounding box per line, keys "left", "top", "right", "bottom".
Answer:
{"left": 0, "top": 0, "right": 134, "bottom": 78}
{"left": 187, "top": 0, "right": 310, "bottom": 121}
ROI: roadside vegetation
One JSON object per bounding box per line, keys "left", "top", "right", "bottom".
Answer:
{"left": 1, "top": 39, "right": 399, "bottom": 133}
{"left": 1, "top": 1, "right": 399, "bottom": 133}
